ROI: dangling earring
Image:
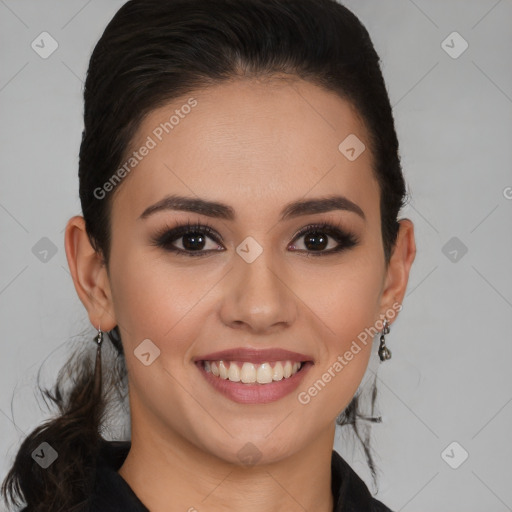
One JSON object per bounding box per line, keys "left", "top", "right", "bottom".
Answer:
{"left": 107, "top": 325, "right": 123, "bottom": 355}
{"left": 93, "top": 326, "right": 104, "bottom": 396}
{"left": 378, "top": 318, "right": 391, "bottom": 361}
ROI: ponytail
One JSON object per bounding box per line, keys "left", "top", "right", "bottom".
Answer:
{"left": 1, "top": 327, "right": 126, "bottom": 512}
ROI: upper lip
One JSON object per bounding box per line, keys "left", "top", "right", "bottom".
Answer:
{"left": 194, "top": 348, "right": 314, "bottom": 364}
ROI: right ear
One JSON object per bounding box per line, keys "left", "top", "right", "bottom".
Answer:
{"left": 64, "top": 215, "right": 117, "bottom": 331}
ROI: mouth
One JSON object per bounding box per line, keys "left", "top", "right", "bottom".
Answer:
{"left": 194, "top": 348, "right": 314, "bottom": 404}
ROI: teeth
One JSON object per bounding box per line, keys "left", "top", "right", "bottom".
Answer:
{"left": 241, "top": 362, "right": 256, "bottom": 383}
{"left": 257, "top": 363, "right": 273, "bottom": 384}
{"left": 272, "top": 362, "right": 284, "bottom": 381}
{"left": 228, "top": 362, "right": 241, "bottom": 382}
{"left": 218, "top": 360, "right": 228, "bottom": 379}
{"left": 203, "top": 360, "right": 303, "bottom": 384}
{"left": 283, "top": 361, "right": 292, "bottom": 378}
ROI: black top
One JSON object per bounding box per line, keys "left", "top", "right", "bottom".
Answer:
{"left": 21, "top": 439, "right": 394, "bottom": 511}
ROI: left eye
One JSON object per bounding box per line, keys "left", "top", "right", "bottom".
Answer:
{"left": 288, "top": 223, "right": 359, "bottom": 256}
{"left": 151, "top": 221, "right": 358, "bottom": 257}
{"left": 289, "top": 229, "right": 338, "bottom": 252}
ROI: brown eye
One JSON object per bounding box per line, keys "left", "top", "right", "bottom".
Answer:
{"left": 288, "top": 223, "right": 359, "bottom": 256}
{"left": 151, "top": 221, "right": 224, "bottom": 257}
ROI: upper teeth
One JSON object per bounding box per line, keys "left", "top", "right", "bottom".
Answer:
{"left": 204, "top": 360, "right": 302, "bottom": 384}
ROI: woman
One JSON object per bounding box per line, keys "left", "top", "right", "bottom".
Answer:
{"left": 2, "top": 0, "right": 416, "bottom": 510}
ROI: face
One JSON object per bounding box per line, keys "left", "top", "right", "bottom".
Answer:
{"left": 90, "top": 77, "right": 404, "bottom": 465}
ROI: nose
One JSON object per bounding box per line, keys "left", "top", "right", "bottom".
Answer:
{"left": 219, "top": 248, "right": 298, "bottom": 335}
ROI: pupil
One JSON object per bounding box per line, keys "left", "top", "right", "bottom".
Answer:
{"left": 183, "top": 232, "right": 205, "bottom": 251}
{"left": 304, "top": 231, "right": 327, "bottom": 251}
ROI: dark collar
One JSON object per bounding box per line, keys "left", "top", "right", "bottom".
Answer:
{"left": 90, "top": 439, "right": 393, "bottom": 512}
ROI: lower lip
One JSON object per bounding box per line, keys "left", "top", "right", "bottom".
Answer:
{"left": 196, "top": 361, "right": 313, "bottom": 404}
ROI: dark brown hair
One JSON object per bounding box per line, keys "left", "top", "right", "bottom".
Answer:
{"left": 2, "top": 0, "right": 407, "bottom": 510}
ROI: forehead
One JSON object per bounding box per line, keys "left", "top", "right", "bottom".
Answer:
{"left": 110, "top": 77, "right": 379, "bottom": 225}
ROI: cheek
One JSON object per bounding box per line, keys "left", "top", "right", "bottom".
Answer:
{"left": 109, "top": 247, "right": 221, "bottom": 360}
{"left": 297, "top": 258, "right": 383, "bottom": 340}
{"left": 292, "top": 254, "right": 382, "bottom": 398}
{"left": 295, "top": 271, "right": 379, "bottom": 420}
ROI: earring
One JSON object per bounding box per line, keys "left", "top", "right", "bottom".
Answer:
{"left": 378, "top": 318, "right": 391, "bottom": 361}
{"left": 93, "top": 326, "right": 104, "bottom": 396}
{"left": 107, "top": 325, "right": 123, "bottom": 355}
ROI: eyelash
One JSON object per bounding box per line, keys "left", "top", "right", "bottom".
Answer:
{"left": 151, "top": 220, "right": 359, "bottom": 258}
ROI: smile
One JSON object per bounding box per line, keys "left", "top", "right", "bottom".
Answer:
{"left": 194, "top": 347, "right": 314, "bottom": 404}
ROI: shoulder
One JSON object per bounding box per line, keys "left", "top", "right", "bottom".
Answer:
{"left": 331, "top": 450, "right": 394, "bottom": 512}
{"left": 87, "top": 439, "right": 149, "bottom": 511}
{"left": 16, "top": 440, "right": 143, "bottom": 512}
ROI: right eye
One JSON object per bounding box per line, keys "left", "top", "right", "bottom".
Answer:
{"left": 151, "top": 221, "right": 224, "bottom": 257}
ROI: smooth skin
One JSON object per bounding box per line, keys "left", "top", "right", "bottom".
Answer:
{"left": 65, "top": 76, "right": 415, "bottom": 512}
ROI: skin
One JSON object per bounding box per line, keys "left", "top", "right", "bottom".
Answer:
{"left": 65, "top": 76, "right": 415, "bottom": 512}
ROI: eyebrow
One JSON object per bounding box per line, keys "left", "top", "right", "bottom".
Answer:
{"left": 139, "top": 194, "right": 365, "bottom": 222}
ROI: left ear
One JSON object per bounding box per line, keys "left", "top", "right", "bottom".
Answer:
{"left": 378, "top": 218, "right": 416, "bottom": 325}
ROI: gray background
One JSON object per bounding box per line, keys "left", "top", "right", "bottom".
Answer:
{"left": 1, "top": 0, "right": 511, "bottom": 510}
